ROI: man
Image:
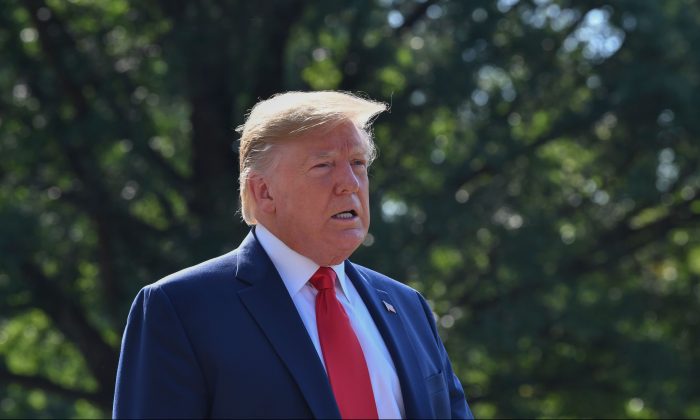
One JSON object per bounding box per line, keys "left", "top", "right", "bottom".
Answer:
{"left": 113, "top": 91, "right": 472, "bottom": 419}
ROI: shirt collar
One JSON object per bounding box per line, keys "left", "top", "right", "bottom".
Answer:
{"left": 254, "top": 224, "right": 352, "bottom": 302}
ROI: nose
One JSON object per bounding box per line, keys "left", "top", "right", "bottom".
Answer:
{"left": 335, "top": 161, "right": 360, "bottom": 195}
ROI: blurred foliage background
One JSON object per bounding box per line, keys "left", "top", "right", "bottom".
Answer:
{"left": 1, "top": 0, "right": 699, "bottom": 418}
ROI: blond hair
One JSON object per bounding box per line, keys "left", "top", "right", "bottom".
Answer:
{"left": 236, "top": 91, "right": 387, "bottom": 225}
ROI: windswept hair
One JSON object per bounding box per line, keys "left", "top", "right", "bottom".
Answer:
{"left": 236, "top": 91, "right": 387, "bottom": 225}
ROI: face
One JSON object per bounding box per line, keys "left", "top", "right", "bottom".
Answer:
{"left": 251, "top": 121, "right": 371, "bottom": 266}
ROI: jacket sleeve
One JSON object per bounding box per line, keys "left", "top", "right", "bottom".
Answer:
{"left": 418, "top": 292, "right": 474, "bottom": 420}
{"left": 113, "top": 285, "right": 208, "bottom": 419}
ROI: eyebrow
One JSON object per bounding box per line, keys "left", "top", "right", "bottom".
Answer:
{"left": 306, "top": 147, "right": 368, "bottom": 160}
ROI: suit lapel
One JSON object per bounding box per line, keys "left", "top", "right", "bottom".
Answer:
{"left": 235, "top": 231, "right": 340, "bottom": 419}
{"left": 345, "top": 262, "right": 433, "bottom": 419}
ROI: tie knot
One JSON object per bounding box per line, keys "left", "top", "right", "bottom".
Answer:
{"left": 310, "top": 267, "right": 336, "bottom": 291}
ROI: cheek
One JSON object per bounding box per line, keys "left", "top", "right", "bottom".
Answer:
{"left": 274, "top": 190, "right": 301, "bottom": 219}
{"left": 285, "top": 187, "right": 320, "bottom": 219}
{"left": 360, "top": 181, "right": 370, "bottom": 203}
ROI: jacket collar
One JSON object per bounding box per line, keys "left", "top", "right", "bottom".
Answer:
{"left": 235, "top": 229, "right": 341, "bottom": 418}
{"left": 344, "top": 261, "right": 433, "bottom": 419}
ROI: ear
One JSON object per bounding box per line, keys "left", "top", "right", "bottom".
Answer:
{"left": 248, "top": 173, "right": 275, "bottom": 214}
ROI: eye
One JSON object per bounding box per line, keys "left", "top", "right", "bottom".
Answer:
{"left": 312, "top": 162, "right": 332, "bottom": 169}
{"left": 352, "top": 159, "right": 367, "bottom": 167}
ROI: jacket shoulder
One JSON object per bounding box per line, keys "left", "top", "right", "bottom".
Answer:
{"left": 145, "top": 249, "right": 240, "bottom": 296}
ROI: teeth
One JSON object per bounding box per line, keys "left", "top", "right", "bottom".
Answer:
{"left": 334, "top": 212, "right": 354, "bottom": 219}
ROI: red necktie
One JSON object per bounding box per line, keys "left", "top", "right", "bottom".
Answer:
{"left": 310, "top": 267, "right": 379, "bottom": 419}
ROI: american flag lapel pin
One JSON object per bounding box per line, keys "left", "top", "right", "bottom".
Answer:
{"left": 382, "top": 300, "right": 397, "bottom": 314}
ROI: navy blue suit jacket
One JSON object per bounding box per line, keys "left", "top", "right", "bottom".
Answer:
{"left": 113, "top": 230, "right": 472, "bottom": 419}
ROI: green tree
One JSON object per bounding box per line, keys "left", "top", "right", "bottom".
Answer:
{"left": 1, "top": 0, "right": 699, "bottom": 417}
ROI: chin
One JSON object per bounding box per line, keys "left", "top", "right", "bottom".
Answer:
{"left": 330, "top": 235, "right": 365, "bottom": 257}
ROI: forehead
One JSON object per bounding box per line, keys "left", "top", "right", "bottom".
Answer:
{"left": 287, "top": 122, "right": 370, "bottom": 156}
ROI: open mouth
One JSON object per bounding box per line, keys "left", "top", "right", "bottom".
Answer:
{"left": 332, "top": 210, "right": 357, "bottom": 220}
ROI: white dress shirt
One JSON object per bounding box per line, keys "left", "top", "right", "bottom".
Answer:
{"left": 255, "top": 224, "right": 405, "bottom": 419}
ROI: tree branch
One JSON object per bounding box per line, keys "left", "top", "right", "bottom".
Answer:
{"left": 249, "top": 0, "right": 306, "bottom": 100}
{"left": 339, "top": 0, "right": 437, "bottom": 91}
{"left": 24, "top": 0, "right": 88, "bottom": 115}
{"left": 464, "top": 197, "right": 700, "bottom": 312}
{"left": 395, "top": 0, "right": 439, "bottom": 36}
{"left": 25, "top": 0, "right": 187, "bottom": 189}
{"left": 450, "top": 99, "right": 612, "bottom": 191}
{"left": 21, "top": 262, "right": 117, "bottom": 408}
{"left": 0, "top": 363, "right": 105, "bottom": 407}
